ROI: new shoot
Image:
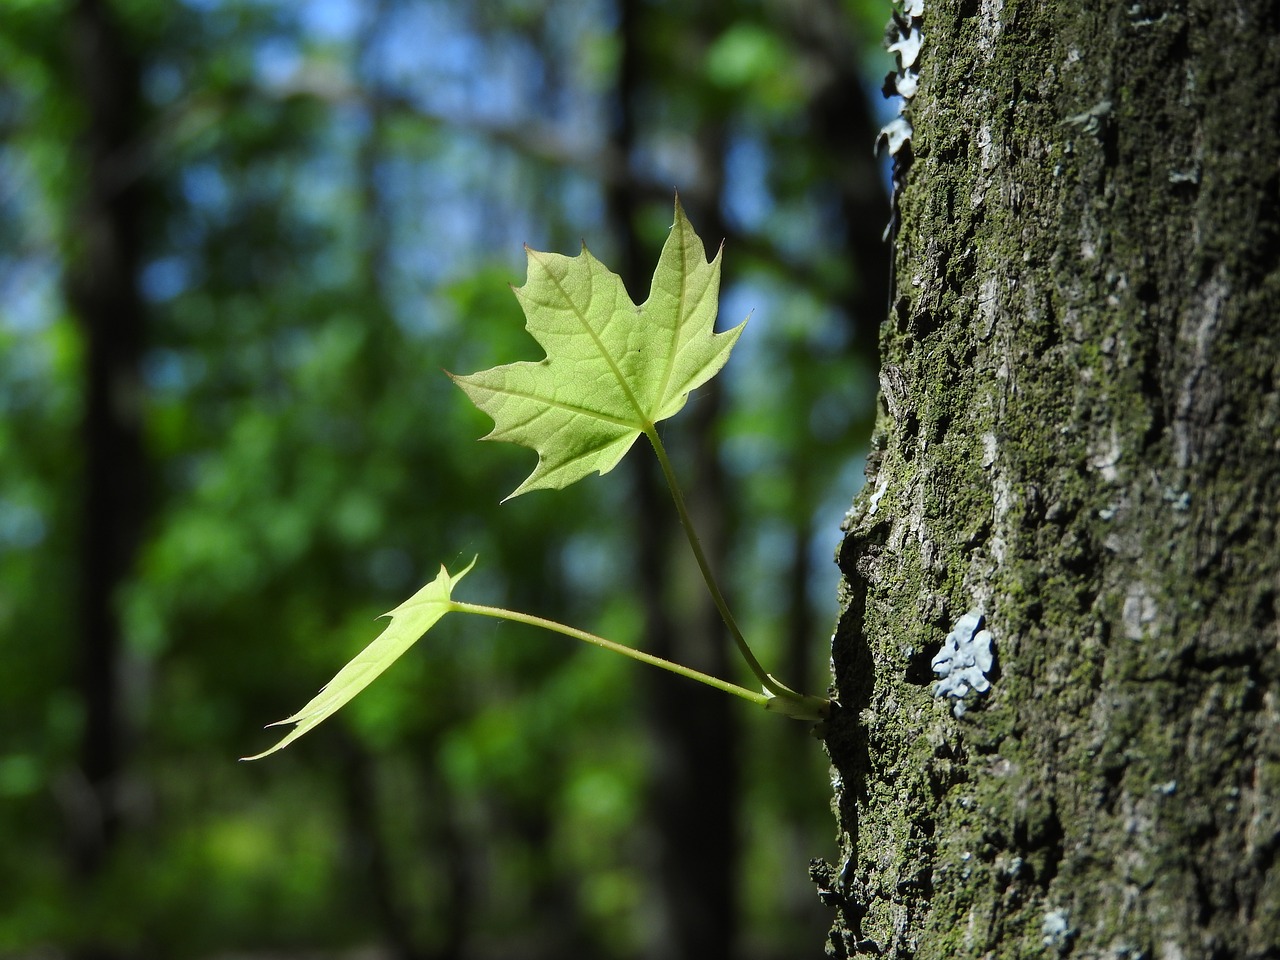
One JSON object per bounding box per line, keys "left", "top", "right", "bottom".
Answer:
{"left": 244, "top": 197, "right": 830, "bottom": 761}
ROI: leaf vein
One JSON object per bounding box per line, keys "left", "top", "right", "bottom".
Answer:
{"left": 535, "top": 251, "right": 653, "bottom": 427}
{"left": 483, "top": 384, "right": 640, "bottom": 430}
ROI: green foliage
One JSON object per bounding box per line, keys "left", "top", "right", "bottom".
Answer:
{"left": 452, "top": 198, "right": 743, "bottom": 499}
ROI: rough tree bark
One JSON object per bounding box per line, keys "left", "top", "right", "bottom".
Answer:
{"left": 822, "top": 1, "right": 1280, "bottom": 957}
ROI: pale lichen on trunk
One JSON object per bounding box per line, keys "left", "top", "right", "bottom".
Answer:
{"left": 821, "top": 1, "right": 1280, "bottom": 957}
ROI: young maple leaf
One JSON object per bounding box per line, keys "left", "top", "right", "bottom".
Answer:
{"left": 450, "top": 196, "right": 745, "bottom": 499}
{"left": 242, "top": 560, "right": 474, "bottom": 760}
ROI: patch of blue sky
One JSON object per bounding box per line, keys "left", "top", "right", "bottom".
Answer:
{"left": 0, "top": 497, "right": 46, "bottom": 551}
{"left": 371, "top": 159, "right": 533, "bottom": 333}
{"left": 557, "top": 177, "right": 607, "bottom": 241}
{"left": 630, "top": 131, "right": 704, "bottom": 200}
{"left": 364, "top": 4, "right": 547, "bottom": 126}
{"left": 811, "top": 454, "right": 866, "bottom": 592}
{"left": 141, "top": 257, "right": 191, "bottom": 304}
{"left": 718, "top": 282, "right": 764, "bottom": 345}
{"left": 142, "top": 348, "right": 207, "bottom": 395}
{"left": 254, "top": 35, "right": 304, "bottom": 90}
{"left": 142, "top": 60, "right": 185, "bottom": 107}
{"left": 869, "top": 74, "right": 901, "bottom": 193}
{"left": 297, "top": 0, "right": 364, "bottom": 43}
{"left": 560, "top": 529, "right": 624, "bottom": 602}
{"left": 0, "top": 257, "right": 60, "bottom": 334}
{"left": 182, "top": 163, "right": 232, "bottom": 212}
{"left": 766, "top": 187, "right": 843, "bottom": 264}
{"left": 722, "top": 133, "right": 773, "bottom": 234}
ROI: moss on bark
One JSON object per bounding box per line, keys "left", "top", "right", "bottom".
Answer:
{"left": 823, "top": 1, "right": 1280, "bottom": 956}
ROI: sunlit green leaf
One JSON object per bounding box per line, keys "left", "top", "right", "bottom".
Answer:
{"left": 242, "top": 559, "right": 474, "bottom": 760}
{"left": 450, "top": 196, "right": 744, "bottom": 499}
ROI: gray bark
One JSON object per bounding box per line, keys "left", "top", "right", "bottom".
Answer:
{"left": 822, "top": 1, "right": 1280, "bottom": 956}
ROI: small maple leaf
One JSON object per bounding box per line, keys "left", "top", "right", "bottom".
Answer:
{"left": 242, "top": 560, "right": 473, "bottom": 760}
{"left": 450, "top": 196, "right": 745, "bottom": 499}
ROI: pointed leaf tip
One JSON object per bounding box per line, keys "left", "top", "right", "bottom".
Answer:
{"left": 241, "top": 559, "right": 475, "bottom": 760}
{"left": 450, "top": 195, "right": 743, "bottom": 499}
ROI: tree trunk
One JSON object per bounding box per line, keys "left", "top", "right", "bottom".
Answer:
{"left": 823, "top": 1, "right": 1280, "bottom": 957}
{"left": 604, "top": 3, "right": 742, "bottom": 956}
{"left": 65, "top": 0, "right": 149, "bottom": 891}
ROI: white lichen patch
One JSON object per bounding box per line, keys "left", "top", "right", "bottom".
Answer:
{"left": 877, "top": 0, "right": 923, "bottom": 162}
{"left": 888, "top": 29, "right": 921, "bottom": 69}
{"left": 1122, "top": 583, "right": 1159, "bottom": 640}
{"left": 866, "top": 474, "right": 890, "bottom": 517}
{"left": 878, "top": 115, "right": 913, "bottom": 157}
{"left": 981, "top": 431, "right": 999, "bottom": 467}
{"left": 931, "top": 609, "right": 995, "bottom": 717}
{"left": 1042, "top": 907, "right": 1075, "bottom": 950}
{"left": 1088, "top": 425, "right": 1122, "bottom": 482}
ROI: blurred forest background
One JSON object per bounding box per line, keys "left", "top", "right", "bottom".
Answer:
{"left": 0, "top": 0, "right": 894, "bottom": 957}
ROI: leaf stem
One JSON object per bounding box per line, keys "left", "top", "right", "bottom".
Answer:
{"left": 450, "top": 601, "right": 771, "bottom": 707}
{"left": 642, "top": 425, "right": 788, "bottom": 696}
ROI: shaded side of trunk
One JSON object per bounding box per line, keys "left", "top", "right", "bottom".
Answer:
{"left": 824, "top": 2, "right": 1280, "bottom": 956}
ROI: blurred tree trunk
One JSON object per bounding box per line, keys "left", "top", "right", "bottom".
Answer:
{"left": 340, "top": 8, "right": 476, "bottom": 956}
{"left": 607, "top": 3, "right": 740, "bottom": 958}
{"left": 64, "top": 0, "right": 149, "bottom": 921}
{"left": 824, "top": 2, "right": 1280, "bottom": 956}
{"left": 337, "top": 739, "right": 426, "bottom": 960}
